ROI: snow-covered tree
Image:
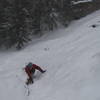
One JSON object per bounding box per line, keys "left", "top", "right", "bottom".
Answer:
{"left": 3, "top": 0, "right": 32, "bottom": 49}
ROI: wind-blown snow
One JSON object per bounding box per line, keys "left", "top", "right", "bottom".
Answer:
{"left": 0, "top": 10, "right": 100, "bottom": 100}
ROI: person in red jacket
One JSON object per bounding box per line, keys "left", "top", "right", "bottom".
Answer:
{"left": 25, "top": 62, "right": 46, "bottom": 85}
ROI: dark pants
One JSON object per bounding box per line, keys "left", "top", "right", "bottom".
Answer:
{"left": 27, "top": 69, "right": 35, "bottom": 85}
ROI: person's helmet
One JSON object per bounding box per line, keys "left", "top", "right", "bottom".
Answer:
{"left": 27, "top": 62, "right": 33, "bottom": 67}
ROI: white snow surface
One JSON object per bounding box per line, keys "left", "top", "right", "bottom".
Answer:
{"left": 0, "top": 10, "right": 100, "bottom": 100}
{"left": 72, "top": 0, "right": 92, "bottom": 5}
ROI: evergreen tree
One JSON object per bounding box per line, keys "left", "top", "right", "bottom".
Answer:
{"left": 6, "top": 0, "right": 32, "bottom": 49}
{"left": 54, "top": 0, "right": 73, "bottom": 26}
{"left": 0, "top": 0, "right": 10, "bottom": 47}
{"left": 31, "top": 0, "right": 58, "bottom": 35}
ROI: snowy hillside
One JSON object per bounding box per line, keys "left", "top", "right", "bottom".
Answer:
{"left": 0, "top": 10, "right": 100, "bottom": 100}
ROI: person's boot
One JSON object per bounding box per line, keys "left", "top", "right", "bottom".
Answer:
{"left": 26, "top": 78, "right": 34, "bottom": 85}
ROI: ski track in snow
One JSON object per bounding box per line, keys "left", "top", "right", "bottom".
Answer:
{"left": 0, "top": 10, "right": 100, "bottom": 100}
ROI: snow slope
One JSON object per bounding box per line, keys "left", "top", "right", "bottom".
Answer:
{"left": 0, "top": 10, "right": 100, "bottom": 100}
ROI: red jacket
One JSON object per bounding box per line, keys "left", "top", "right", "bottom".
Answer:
{"left": 25, "top": 64, "right": 44, "bottom": 79}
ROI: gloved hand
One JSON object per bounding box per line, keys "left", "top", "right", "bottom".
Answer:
{"left": 42, "top": 70, "right": 46, "bottom": 73}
